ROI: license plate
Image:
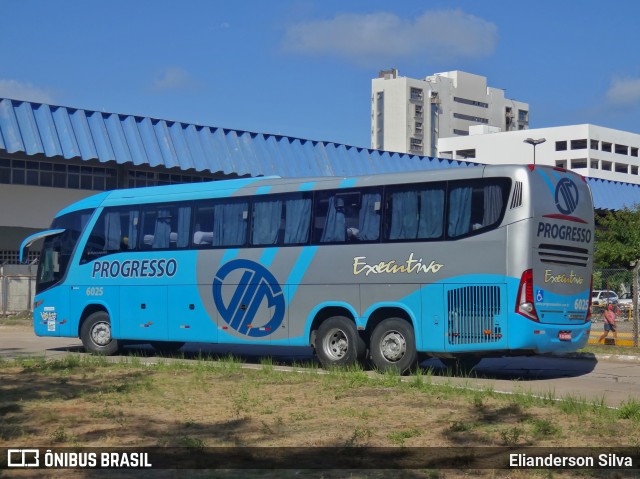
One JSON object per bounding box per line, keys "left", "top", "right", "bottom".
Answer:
{"left": 558, "top": 331, "right": 571, "bottom": 341}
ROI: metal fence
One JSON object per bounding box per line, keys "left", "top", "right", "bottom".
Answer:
{"left": 592, "top": 268, "right": 640, "bottom": 347}
{"left": 0, "top": 265, "right": 36, "bottom": 315}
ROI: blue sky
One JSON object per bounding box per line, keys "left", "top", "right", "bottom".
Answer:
{"left": 2, "top": 0, "right": 640, "bottom": 148}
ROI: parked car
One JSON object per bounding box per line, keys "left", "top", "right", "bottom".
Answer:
{"left": 591, "top": 290, "right": 618, "bottom": 306}
{"left": 618, "top": 291, "right": 636, "bottom": 307}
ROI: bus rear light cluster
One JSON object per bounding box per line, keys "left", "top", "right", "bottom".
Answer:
{"left": 516, "top": 269, "right": 539, "bottom": 322}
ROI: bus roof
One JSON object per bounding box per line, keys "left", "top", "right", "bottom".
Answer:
{"left": 54, "top": 164, "right": 582, "bottom": 216}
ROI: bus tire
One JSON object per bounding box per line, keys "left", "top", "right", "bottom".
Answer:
{"left": 315, "top": 316, "right": 365, "bottom": 369}
{"left": 440, "top": 356, "right": 480, "bottom": 375}
{"left": 150, "top": 341, "right": 185, "bottom": 355}
{"left": 370, "top": 318, "right": 417, "bottom": 375}
{"left": 80, "top": 311, "right": 119, "bottom": 356}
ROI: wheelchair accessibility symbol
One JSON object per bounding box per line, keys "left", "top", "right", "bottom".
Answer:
{"left": 536, "top": 290, "right": 544, "bottom": 302}
{"left": 212, "top": 259, "right": 285, "bottom": 337}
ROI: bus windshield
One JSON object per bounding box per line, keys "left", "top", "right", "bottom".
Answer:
{"left": 37, "top": 209, "right": 94, "bottom": 293}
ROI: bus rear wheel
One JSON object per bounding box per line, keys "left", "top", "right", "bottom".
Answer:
{"left": 370, "top": 318, "right": 417, "bottom": 375}
{"left": 315, "top": 316, "right": 365, "bottom": 369}
{"left": 80, "top": 311, "right": 119, "bottom": 356}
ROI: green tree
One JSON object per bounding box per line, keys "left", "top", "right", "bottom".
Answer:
{"left": 595, "top": 205, "right": 640, "bottom": 269}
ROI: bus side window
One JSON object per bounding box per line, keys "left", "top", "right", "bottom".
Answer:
{"left": 252, "top": 193, "right": 312, "bottom": 246}
{"left": 448, "top": 179, "right": 508, "bottom": 238}
{"left": 386, "top": 184, "right": 444, "bottom": 241}
{"left": 210, "top": 200, "right": 248, "bottom": 247}
{"left": 141, "top": 205, "right": 191, "bottom": 249}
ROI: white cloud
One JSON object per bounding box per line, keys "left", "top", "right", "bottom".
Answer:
{"left": 0, "top": 79, "right": 54, "bottom": 103}
{"left": 152, "top": 67, "right": 196, "bottom": 91}
{"left": 605, "top": 76, "right": 640, "bottom": 106}
{"left": 282, "top": 9, "right": 497, "bottom": 67}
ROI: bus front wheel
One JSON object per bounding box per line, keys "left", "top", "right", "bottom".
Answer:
{"left": 80, "top": 311, "right": 119, "bottom": 356}
{"left": 370, "top": 318, "right": 417, "bottom": 374}
{"left": 315, "top": 316, "right": 365, "bottom": 369}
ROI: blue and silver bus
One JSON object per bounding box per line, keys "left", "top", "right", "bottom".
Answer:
{"left": 21, "top": 164, "right": 594, "bottom": 373}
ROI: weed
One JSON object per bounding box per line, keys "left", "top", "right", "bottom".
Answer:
{"left": 387, "top": 428, "right": 422, "bottom": 447}
{"left": 178, "top": 436, "right": 206, "bottom": 448}
{"left": 345, "top": 427, "right": 374, "bottom": 446}
{"left": 51, "top": 426, "right": 68, "bottom": 443}
{"left": 449, "top": 421, "right": 472, "bottom": 433}
{"left": 529, "top": 418, "right": 560, "bottom": 438}
{"left": 618, "top": 399, "right": 640, "bottom": 421}
{"left": 499, "top": 426, "right": 524, "bottom": 445}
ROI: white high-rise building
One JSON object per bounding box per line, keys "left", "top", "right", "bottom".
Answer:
{"left": 371, "top": 69, "right": 529, "bottom": 156}
{"left": 438, "top": 124, "right": 640, "bottom": 185}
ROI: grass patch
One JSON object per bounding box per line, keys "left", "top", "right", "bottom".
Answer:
{"left": 0, "top": 355, "right": 639, "bottom": 464}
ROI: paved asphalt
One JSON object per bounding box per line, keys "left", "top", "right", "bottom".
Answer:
{"left": 1, "top": 325, "right": 640, "bottom": 407}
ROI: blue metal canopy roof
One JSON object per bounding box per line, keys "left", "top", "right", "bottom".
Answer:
{"left": 0, "top": 97, "right": 473, "bottom": 179}
{"left": 587, "top": 177, "right": 640, "bottom": 211}
{"left": 1, "top": 97, "right": 639, "bottom": 210}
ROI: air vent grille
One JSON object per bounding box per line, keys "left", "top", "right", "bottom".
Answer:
{"left": 447, "top": 286, "right": 501, "bottom": 345}
{"left": 538, "top": 243, "right": 590, "bottom": 267}
{"left": 510, "top": 181, "right": 523, "bottom": 209}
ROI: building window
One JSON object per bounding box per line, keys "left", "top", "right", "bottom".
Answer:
{"left": 453, "top": 129, "right": 469, "bottom": 136}
{"left": 415, "top": 105, "right": 423, "bottom": 119}
{"left": 590, "top": 140, "right": 599, "bottom": 150}
{"left": 570, "top": 139, "right": 587, "bottom": 150}
{"left": 415, "top": 122, "right": 423, "bottom": 135}
{"left": 555, "top": 141, "right": 568, "bottom": 151}
{"left": 571, "top": 159, "right": 587, "bottom": 169}
{"left": 127, "top": 170, "right": 208, "bottom": 188}
{"left": 602, "top": 142, "right": 612, "bottom": 152}
{"left": 555, "top": 160, "right": 567, "bottom": 169}
{"left": 615, "top": 163, "right": 628, "bottom": 173}
{"left": 631, "top": 147, "right": 639, "bottom": 157}
{"left": 602, "top": 161, "right": 612, "bottom": 171}
{"left": 632, "top": 166, "right": 639, "bottom": 175}
{"left": 455, "top": 149, "right": 476, "bottom": 159}
{"left": 453, "top": 97, "right": 488, "bottom": 108}
{"left": 615, "top": 144, "right": 629, "bottom": 155}
{"left": 518, "top": 110, "right": 528, "bottom": 122}
{"left": 453, "top": 113, "right": 488, "bottom": 124}
{"left": 0, "top": 158, "right": 117, "bottom": 190}
{"left": 409, "top": 138, "right": 423, "bottom": 151}
{"left": 410, "top": 87, "right": 423, "bottom": 101}
{"left": 590, "top": 159, "right": 599, "bottom": 169}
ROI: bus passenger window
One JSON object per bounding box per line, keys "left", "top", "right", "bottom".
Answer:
{"left": 211, "top": 200, "right": 248, "bottom": 247}
{"left": 251, "top": 193, "right": 311, "bottom": 246}
{"left": 314, "top": 190, "right": 380, "bottom": 244}
{"left": 386, "top": 184, "right": 444, "bottom": 241}
{"left": 448, "top": 179, "right": 509, "bottom": 238}
{"left": 140, "top": 206, "right": 191, "bottom": 249}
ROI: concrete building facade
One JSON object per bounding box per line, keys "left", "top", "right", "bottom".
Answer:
{"left": 371, "top": 69, "right": 529, "bottom": 156}
{"left": 438, "top": 124, "right": 640, "bottom": 185}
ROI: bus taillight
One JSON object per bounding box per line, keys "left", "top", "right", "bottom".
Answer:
{"left": 516, "top": 269, "right": 539, "bottom": 322}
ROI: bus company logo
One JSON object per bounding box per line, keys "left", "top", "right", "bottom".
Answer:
{"left": 555, "top": 178, "right": 579, "bottom": 215}
{"left": 212, "top": 259, "right": 285, "bottom": 337}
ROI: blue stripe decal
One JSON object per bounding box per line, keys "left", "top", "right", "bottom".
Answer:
{"left": 219, "top": 249, "right": 239, "bottom": 267}
{"left": 537, "top": 169, "right": 555, "bottom": 195}
{"left": 260, "top": 248, "right": 278, "bottom": 267}
{"left": 256, "top": 186, "right": 272, "bottom": 195}
{"left": 299, "top": 182, "right": 316, "bottom": 191}
{"left": 285, "top": 246, "right": 318, "bottom": 300}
